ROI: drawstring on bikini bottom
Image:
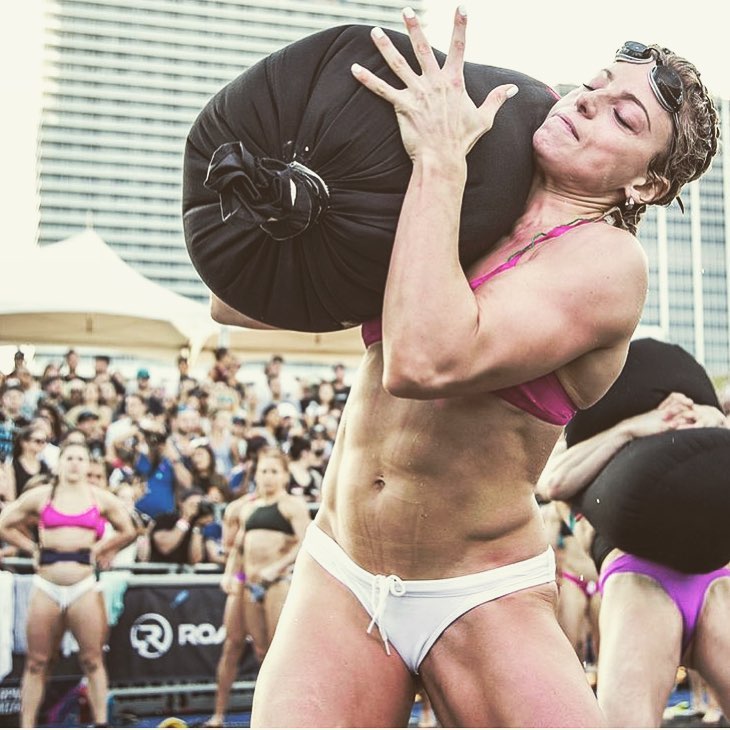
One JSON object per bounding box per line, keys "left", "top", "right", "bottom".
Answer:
{"left": 366, "top": 573, "right": 406, "bottom": 655}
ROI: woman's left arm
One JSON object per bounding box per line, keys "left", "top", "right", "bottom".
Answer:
{"left": 0, "top": 462, "right": 16, "bottom": 503}
{"left": 355, "top": 10, "right": 647, "bottom": 399}
{"left": 353, "top": 10, "right": 517, "bottom": 392}
{"left": 94, "top": 489, "right": 137, "bottom": 567}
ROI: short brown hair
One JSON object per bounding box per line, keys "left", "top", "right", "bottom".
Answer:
{"left": 621, "top": 46, "right": 720, "bottom": 234}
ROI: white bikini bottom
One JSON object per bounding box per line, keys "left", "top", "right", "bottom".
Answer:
{"left": 302, "top": 523, "right": 556, "bottom": 673}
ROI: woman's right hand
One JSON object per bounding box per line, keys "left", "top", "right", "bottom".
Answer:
{"left": 623, "top": 401, "right": 693, "bottom": 439}
{"left": 220, "top": 573, "right": 236, "bottom": 594}
{"left": 351, "top": 7, "right": 518, "bottom": 163}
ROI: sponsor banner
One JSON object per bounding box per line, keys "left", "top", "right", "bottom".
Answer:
{"left": 108, "top": 584, "right": 229, "bottom": 682}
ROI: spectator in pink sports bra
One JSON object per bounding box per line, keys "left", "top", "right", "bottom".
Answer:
{"left": 213, "top": 11, "right": 719, "bottom": 728}
{"left": 0, "top": 439, "right": 136, "bottom": 728}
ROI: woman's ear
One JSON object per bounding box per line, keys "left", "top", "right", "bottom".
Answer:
{"left": 629, "top": 174, "right": 672, "bottom": 206}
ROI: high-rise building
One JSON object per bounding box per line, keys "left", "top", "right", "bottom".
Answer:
{"left": 33, "top": 8, "right": 730, "bottom": 376}
{"left": 36, "top": 0, "right": 425, "bottom": 301}
{"left": 623, "top": 99, "right": 730, "bottom": 378}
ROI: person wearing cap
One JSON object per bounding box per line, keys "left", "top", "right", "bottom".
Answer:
{"left": 2, "top": 378, "right": 31, "bottom": 422}
{"left": 134, "top": 367, "right": 154, "bottom": 402}
{"left": 74, "top": 411, "right": 105, "bottom": 461}
{"left": 39, "top": 374, "right": 65, "bottom": 414}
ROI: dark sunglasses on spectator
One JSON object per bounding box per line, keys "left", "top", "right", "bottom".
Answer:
{"left": 615, "top": 41, "right": 683, "bottom": 114}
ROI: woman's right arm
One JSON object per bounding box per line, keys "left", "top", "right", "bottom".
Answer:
{"left": 539, "top": 400, "right": 697, "bottom": 501}
{"left": 220, "top": 533, "right": 244, "bottom": 594}
{"left": 0, "top": 488, "right": 47, "bottom": 555}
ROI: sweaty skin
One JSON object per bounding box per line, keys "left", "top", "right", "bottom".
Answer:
{"left": 315, "top": 344, "right": 560, "bottom": 579}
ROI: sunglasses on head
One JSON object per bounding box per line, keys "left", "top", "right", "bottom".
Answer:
{"left": 615, "top": 41, "right": 683, "bottom": 115}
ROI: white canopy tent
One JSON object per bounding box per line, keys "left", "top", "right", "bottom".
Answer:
{"left": 0, "top": 230, "right": 216, "bottom": 361}
{"left": 0, "top": 230, "right": 367, "bottom": 368}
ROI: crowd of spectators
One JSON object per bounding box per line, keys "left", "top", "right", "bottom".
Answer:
{"left": 0, "top": 347, "right": 350, "bottom": 568}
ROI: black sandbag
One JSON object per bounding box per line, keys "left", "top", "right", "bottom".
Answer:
{"left": 565, "top": 338, "right": 720, "bottom": 447}
{"left": 183, "top": 24, "right": 557, "bottom": 332}
{"left": 571, "top": 427, "right": 730, "bottom": 573}
{"left": 566, "top": 338, "right": 729, "bottom": 573}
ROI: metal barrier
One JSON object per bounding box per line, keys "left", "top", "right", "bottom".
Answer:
{"left": 0, "top": 556, "right": 225, "bottom": 575}
{"left": 1, "top": 568, "right": 258, "bottom": 724}
{"left": 107, "top": 679, "right": 256, "bottom": 724}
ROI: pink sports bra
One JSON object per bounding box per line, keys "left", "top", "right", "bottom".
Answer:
{"left": 361, "top": 221, "right": 596, "bottom": 425}
{"left": 40, "top": 498, "right": 106, "bottom": 540}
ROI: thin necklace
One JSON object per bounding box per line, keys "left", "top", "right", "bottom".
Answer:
{"left": 506, "top": 211, "right": 613, "bottom": 263}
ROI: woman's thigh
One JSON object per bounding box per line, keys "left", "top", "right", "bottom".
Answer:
{"left": 25, "top": 589, "right": 65, "bottom": 668}
{"left": 223, "top": 590, "right": 246, "bottom": 645}
{"left": 691, "top": 578, "right": 730, "bottom": 717}
{"left": 597, "top": 574, "right": 681, "bottom": 727}
{"left": 251, "top": 551, "right": 416, "bottom": 728}
{"left": 243, "top": 593, "right": 268, "bottom": 654}
{"left": 419, "top": 582, "right": 605, "bottom": 728}
{"left": 64, "top": 589, "right": 108, "bottom": 660}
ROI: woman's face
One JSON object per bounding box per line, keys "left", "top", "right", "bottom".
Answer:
{"left": 207, "top": 486, "right": 224, "bottom": 503}
{"left": 255, "top": 456, "right": 288, "bottom": 494}
{"left": 58, "top": 444, "right": 90, "bottom": 483}
{"left": 191, "top": 446, "right": 212, "bottom": 471}
{"left": 23, "top": 430, "right": 47, "bottom": 456}
{"left": 318, "top": 382, "right": 335, "bottom": 403}
{"left": 534, "top": 60, "right": 674, "bottom": 201}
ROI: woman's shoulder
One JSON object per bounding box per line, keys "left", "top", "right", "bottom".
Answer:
{"left": 92, "top": 484, "right": 120, "bottom": 507}
{"left": 574, "top": 221, "right": 647, "bottom": 267}
{"left": 279, "top": 491, "right": 311, "bottom": 515}
{"left": 19, "top": 483, "right": 53, "bottom": 509}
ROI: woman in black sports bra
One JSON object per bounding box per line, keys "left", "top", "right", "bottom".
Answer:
{"left": 234, "top": 447, "right": 311, "bottom": 662}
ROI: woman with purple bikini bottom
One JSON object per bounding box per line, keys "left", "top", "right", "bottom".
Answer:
{"left": 540, "top": 338, "right": 730, "bottom": 727}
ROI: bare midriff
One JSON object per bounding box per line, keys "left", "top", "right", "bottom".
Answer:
{"left": 38, "top": 526, "right": 97, "bottom": 585}
{"left": 315, "top": 345, "right": 562, "bottom": 580}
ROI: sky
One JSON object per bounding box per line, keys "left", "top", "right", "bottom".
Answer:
{"left": 422, "top": 1, "right": 730, "bottom": 99}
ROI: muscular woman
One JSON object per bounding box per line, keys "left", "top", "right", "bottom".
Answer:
{"left": 213, "top": 8, "right": 719, "bottom": 727}
{"left": 203, "top": 492, "right": 254, "bottom": 728}
{"left": 0, "top": 440, "right": 135, "bottom": 727}
{"left": 540, "top": 339, "right": 730, "bottom": 727}
{"left": 235, "top": 448, "right": 310, "bottom": 662}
